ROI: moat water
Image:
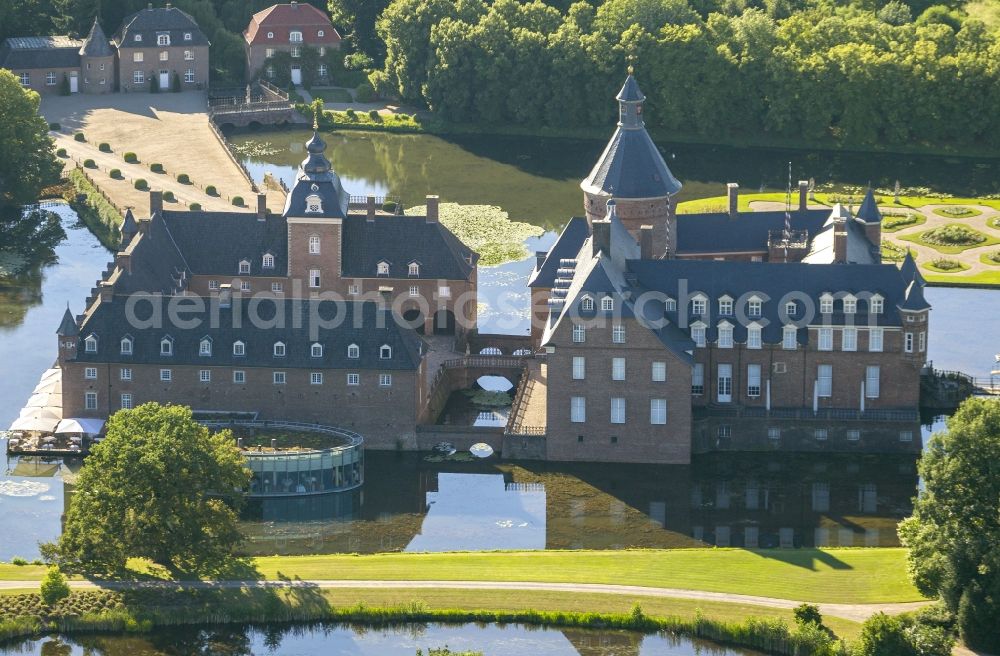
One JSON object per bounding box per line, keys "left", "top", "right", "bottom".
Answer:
{"left": 0, "top": 622, "right": 762, "bottom": 656}
{"left": 0, "top": 134, "right": 998, "bottom": 561}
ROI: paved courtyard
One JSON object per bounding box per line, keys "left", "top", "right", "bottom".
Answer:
{"left": 40, "top": 92, "right": 285, "bottom": 214}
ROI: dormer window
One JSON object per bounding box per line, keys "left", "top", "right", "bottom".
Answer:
{"left": 408, "top": 262, "right": 420, "bottom": 277}
{"left": 747, "top": 297, "right": 762, "bottom": 318}
{"left": 183, "top": 32, "right": 192, "bottom": 40}
{"left": 233, "top": 340, "right": 245, "bottom": 356}
{"left": 691, "top": 295, "right": 707, "bottom": 316}
{"left": 308, "top": 235, "right": 320, "bottom": 254}
{"left": 199, "top": 337, "right": 212, "bottom": 356}
{"left": 843, "top": 295, "right": 857, "bottom": 314}
{"left": 785, "top": 301, "right": 797, "bottom": 317}
{"left": 157, "top": 34, "right": 170, "bottom": 46}
{"left": 305, "top": 194, "right": 322, "bottom": 213}
{"left": 160, "top": 336, "right": 173, "bottom": 356}
{"left": 134, "top": 34, "right": 142, "bottom": 42}
{"left": 581, "top": 296, "right": 594, "bottom": 311}
{"left": 311, "top": 343, "right": 323, "bottom": 358}
{"left": 273, "top": 341, "right": 286, "bottom": 357}
{"left": 239, "top": 260, "right": 250, "bottom": 274}
{"left": 262, "top": 253, "right": 275, "bottom": 268}
{"left": 747, "top": 324, "right": 762, "bottom": 349}
{"left": 870, "top": 295, "right": 883, "bottom": 314}
{"left": 85, "top": 334, "right": 98, "bottom": 353}
{"left": 380, "top": 344, "right": 392, "bottom": 359}
{"left": 718, "top": 297, "right": 733, "bottom": 316}
{"left": 665, "top": 297, "right": 676, "bottom": 311}
{"left": 290, "top": 30, "right": 303, "bottom": 42}
{"left": 601, "top": 297, "right": 614, "bottom": 311}
{"left": 347, "top": 343, "right": 360, "bottom": 359}
{"left": 377, "top": 261, "right": 389, "bottom": 276}
{"left": 120, "top": 336, "right": 133, "bottom": 355}
{"left": 691, "top": 322, "right": 706, "bottom": 348}
{"left": 819, "top": 294, "right": 833, "bottom": 314}
{"left": 717, "top": 321, "right": 734, "bottom": 348}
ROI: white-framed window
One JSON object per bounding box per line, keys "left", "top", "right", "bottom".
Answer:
{"left": 866, "top": 365, "right": 880, "bottom": 398}
{"left": 747, "top": 364, "right": 761, "bottom": 397}
{"left": 133, "top": 52, "right": 143, "bottom": 62}
{"left": 348, "top": 344, "right": 360, "bottom": 359}
{"left": 307, "top": 234, "right": 321, "bottom": 254}
{"left": 601, "top": 297, "right": 614, "bottom": 311}
{"left": 45, "top": 72, "right": 56, "bottom": 85}
{"left": 184, "top": 50, "right": 193, "bottom": 60}
{"left": 309, "top": 269, "right": 321, "bottom": 288}
{"left": 310, "top": 372, "right": 323, "bottom": 385}
{"left": 650, "top": 399, "right": 667, "bottom": 425}
{"left": 665, "top": 297, "right": 676, "bottom": 311}
{"left": 820, "top": 294, "right": 833, "bottom": 314}
{"left": 349, "top": 284, "right": 359, "bottom": 295}
{"left": 233, "top": 341, "right": 245, "bottom": 356}
{"left": 842, "top": 328, "right": 857, "bottom": 352}
{"left": 785, "top": 301, "right": 797, "bottom": 317}
{"left": 184, "top": 32, "right": 192, "bottom": 41}
{"left": 747, "top": 298, "right": 762, "bottom": 317}
{"left": 572, "top": 324, "right": 585, "bottom": 343}
{"left": 85, "top": 334, "right": 98, "bottom": 352}
{"left": 691, "top": 324, "right": 706, "bottom": 348}
{"left": 581, "top": 296, "right": 594, "bottom": 311}
{"left": 782, "top": 326, "right": 797, "bottom": 350}
{"left": 305, "top": 194, "right": 322, "bottom": 213}
{"left": 652, "top": 361, "right": 666, "bottom": 382}
{"left": 379, "top": 373, "right": 392, "bottom": 387}
{"left": 160, "top": 337, "right": 173, "bottom": 356}
{"left": 184, "top": 69, "right": 195, "bottom": 83}
{"left": 843, "top": 296, "right": 857, "bottom": 314}
{"left": 265, "top": 47, "right": 275, "bottom": 58}
{"left": 612, "top": 357, "right": 625, "bottom": 381}
{"left": 199, "top": 369, "right": 211, "bottom": 382}
{"left": 239, "top": 260, "right": 251, "bottom": 274}
{"left": 718, "top": 298, "right": 733, "bottom": 315}
{"left": 899, "top": 431, "right": 913, "bottom": 443}
{"left": 85, "top": 392, "right": 97, "bottom": 410}
{"left": 133, "top": 70, "right": 144, "bottom": 84}
{"left": 814, "top": 428, "right": 828, "bottom": 441}
{"left": 904, "top": 332, "right": 914, "bottom": 353}
{"left": 347, "top": 373, "right": 360, "bottom": 386}
{"left": 209, "top": 280, "right": 220, "bottom": 290}
{"left": 272, "top": 282, "right": 283, "bottom": 293}
{"left": 438, "top": 286, "right": 451, "bottom": 298}
{"left": 692, "top": 363, "right": 704, "bottom": 395}
{"left": 870, "top": 296, "right": 883, "bottom": 314}
{"left": 718, "top": 323, "right": 733, "bottom": 348}
{"left": 409, "top": 285, "right": 419, "bottom": 297}
{"left": 869, "top": 328, "right": 883, "bottom": 352}
{"left": 233, "top": 370, "right": 246, "bottom": 384}
{"left": 572, "top": 356, "right": 585, "bottom": 380}
{"left": 918, "top": 331, "right": 926, "bottom": 352}
{"left": 818, "top": 328, "right": 833, "bottom": 351}
{"left": 160, "top": 369, "right": 172, "bottom": 382}
{"left": 273, "top": 371, "right": 286, "bottom": 384}
{"left": 273, "top": 342, "right": 286, "bottom": 357}
{"left": 291, "top": 46, "right": 301, "bottom": 58}
{"left": 691, "top": 297, "right": 707, "bottom": 316}
{"left": 240, "top": 280, "right": 251, "bottom": 292}
{"left": 318, "top": 63, "right": 327, "bottom": 77}
{"left": 747, "top": 325, "right": 762, "bottom": 349}
{"left": 717, "top": 363, "right": 733, "bottom": 402}
{"left": 311, "top": 343, "right": 323, "bottom": 358}
{"left": 120, "top": 367, "right": 132, "bottom": 381}
{"left": 612, "top": 324, "right": 625, "bottom": 344}
{"left": 847, "top": 429, "right": 860, "bottom": 441}
{"left": 85, "top": 367, "right": 97, "bottom": 380}
{"left": 266, "top": 31, "right": 274, "bottom": 39}
{"left": 610, "top": 397, "right": 626, "bottom": 424}
{"left": 318, "top": 29, "right": 325, "bottom": 37}
{"left": 290, "top": 30, "right": 303, "bottom": 42}
{"left": 120, "top": 393, "right": 133, "bottom": 410}
{"left": 377, "top": 262, "right": 389, "bottom": 276}
{"left": 408, "top": 262, "right": 420, "bottom": 276}
{"left": 262, "top": 253, "right": 275, "bottom": 269}
{"left": 18, "top": 72, "right": 29, "bottom": 86}
{"left": 120, "top": 336, "right": 133, "bottom": 355}
{"left": 380, "top": 344, "right": 392, "bottom": 359}
{"left": 817, "top": 364, "right": 832, "bottom": 397}
{"left": 157, "top": 34, "right": 170, "bottom": 46}
{"left": 570, "top": 396, "right": 586, "bottom": 422}
{"left": 200, "top": 338, "right": 212, "bottom": 356}
{"left": 159, "top": 51, "right": 168, "bottom": 61}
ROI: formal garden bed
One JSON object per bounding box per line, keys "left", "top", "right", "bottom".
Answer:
{"left": 931, "top": 205, "right": 981, "bottom": 218}
{"left": 922, "top": 258, "right": 970, "bottom": 273}
{"left": 980, "top": 251, "right": 1000, "bottom": 266}
{"left": 899, "top": 223, "right": 999, "bottom": 253}
{"left": 881, "top": 212, "right": 925, "bottom": 232}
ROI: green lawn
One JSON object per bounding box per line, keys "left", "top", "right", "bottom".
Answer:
{"left": 980, "top": 251, "right": 1000, "bottom": 266}
{"left": 677, "top": 192, "right": 1000, "bottom": 215}
{"left": 922, "top": 259, "right": 970, "bottom": 274}
{"left": 310, "top": 87, "right": 354, "bottom": 103}
{"left": 925, "top": 270, "right": 1000, "bottom": 285}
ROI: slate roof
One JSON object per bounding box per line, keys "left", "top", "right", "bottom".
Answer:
{"left": 245, "top": 3, "right": 341, "bottom": 45}
{"left": 899, "top": 251, "right": 925, "bottom": 287}
{"left": 80, "top": 19, "right": 113, "bottom": 57}
{"left": 57, "top": 306, "right": 79, "bottom": 336}
{"left": 0, "top": 36, "right": 82, "bottom": 69}
{"left": 114, "top": 7, "right": 209, "bottom": 48}
{"left": 856, "top": 188, "right": 882, "bottom": 224}
{"left": 160, "top": 210, "right": 288, "bottom": 277}
{"left": 75, "top": 297, "right": 423, "bottom": 370}
{"left": 283, "top": 130, "right": 350, "bottom": 219}
{"left": 616, "top": 74, "right": 644, "bottom": 102}
{"left": 900, "top": 280, "right": 930, "bottom": 311}
{"left": 528, "top": 216, "right": 589, "bottom": 288}
{"left": 675, "top": 209, "right": 831, "bottom": 254}
{"left": 801, "top": 207, "right": 879, "bottom": 265}
{"left": 340, "top": 215, "right": 476, "bottom": 280}
{"left": 114, "top": 212, "right": 189, "bottom": 296}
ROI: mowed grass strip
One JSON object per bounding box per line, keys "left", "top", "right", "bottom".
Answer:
{"left": 254, "top": 548, "right": 922, "bottom": 604}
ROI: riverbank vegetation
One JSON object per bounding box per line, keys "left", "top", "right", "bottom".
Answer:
{"left": 64, "top": 168, "right": 121, "bottom": 250}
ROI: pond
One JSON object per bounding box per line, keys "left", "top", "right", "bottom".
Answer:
{"left": 0, "top": 621, "right": 763, "bottom": 655}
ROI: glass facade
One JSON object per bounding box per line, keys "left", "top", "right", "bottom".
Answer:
{"left": 247, "top": 447, "right": 363, "bottom": 497}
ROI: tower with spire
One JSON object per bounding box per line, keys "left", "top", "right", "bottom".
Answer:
{"left": 79, "top": 17, "right": 114, "bottom": 94}
{"left": 581, "top": 69, "right": 682, "bottom": 259}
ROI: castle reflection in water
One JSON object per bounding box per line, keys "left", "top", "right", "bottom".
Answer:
{"left": 240, "top": 417, "right": 921, "bottom": 555}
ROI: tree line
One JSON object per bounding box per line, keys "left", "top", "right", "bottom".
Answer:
{"left": 370, "top": 0, "right": 1000, "bottom": 150}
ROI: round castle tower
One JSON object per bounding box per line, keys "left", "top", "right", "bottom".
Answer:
{"left": 580, "top": 71, "right": 682, "bottom": 258}
{"left": 79, "top": 18, "right": 114, "bottom": 94}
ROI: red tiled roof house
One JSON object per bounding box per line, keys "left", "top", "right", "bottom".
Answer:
{"left": 244, "top": 1, "right": 341, "bottom": 84}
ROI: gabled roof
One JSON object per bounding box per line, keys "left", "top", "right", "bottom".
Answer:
{"left": 57, "top": 306, "right": 78, "bottom": 336}
{"left": 120, "top": 209, "right": 138, "bottom": 242}
{"left": 160, "top": 210, "right": 288, "bottom": 276}
{"left": 0, "top": 36, "right": 81, "bottom": 69}
{"left": 245, "top": 3, "right": 341, "bottom": 45}
{"left": 114, "top": 6, "right": 209, "bottom": 47}
{"left": 113, "top": 212, "right": 189, "bottom": 296}
{"left": 856, "top": 188, "right": 882, "bottom": 224}
{"left": 675, "top": 209, "right": 830, "bottom": 254}
{"left": 80, "top": 19, "right": 113, "bottom": 57}
{"left": 340, "top": 215, "right": 476, "bottom": 281}
{"left": 528, "top": 217, "right": 589, "bottom": 288}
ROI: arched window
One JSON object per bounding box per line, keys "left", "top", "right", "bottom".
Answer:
{"left": 85, "top": 334, "right": 98, "bottom": 353}
{"left": 239, "top": 260, "right": 250, "bottom": 274}
{"left": 581, "top": 296, "right": 594, "bottom": 311}
{"left": 377, "top": 261, "right": 389, "bottom": 276}
{"left": 233, "top": 340, "right": 245, "bottom": 356}
{"left": 120, "top": 336, "right": 133, "bottom": 355}
{"left": 305, "top": 194, "right": 322, "bottom": 213}
{"left": 347, "top": 343, "right": 359, "bottom": 359}
{"left": 601, "top": 297, "right": 614, "bottom": 311}
{"left": 380, "top": 344, "right": 392, "bottom": 359}
{"left": 311, "top": 343, "right": 323, "bottom": 358}
{"left": 273, "top": 341, "right": 286, "bottom": 357}
{"left": 289, "top": 30, "right": 302, "bottom": 42}
{"left": 308, "top": 235, "right": 320, "bottom": 254}
{"left": 262, "top": 253, "right": 274, "bottom": 268}
{"left": 408, "top": 262, "right": 420, "bottom": 277}
{"left": 160, "top": 336, "right": 173, "bottom": 356}
{"left": 199, "top": 337, "right": 212, "bottom": 356}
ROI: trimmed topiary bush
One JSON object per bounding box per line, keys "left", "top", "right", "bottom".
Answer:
{"left": 929, "top": 258, "right": 963, "bottom": 270}
{"left": 48, "top": 122, "right": 60, "bottom": 131}
{"left": 83, "top": 158, "right": 96, "bottom": 168}
{"left": 162, "top": 190, "right": 175, "bottom": 202}
{"left": 345, "top": 108, "right": 357, "bottom": 120}
{"left": 134, "top": 179, "right": 148, "bottom": 190}
{"left": 109, "top": 168, "right": 122, "bottom": 179}
{"left": 232, "top": 196, "right": 245, "bottom": 207}
{"left": 355, "top": 81, "right": 375, "bottom": 102}
{"left": 176, "top": 173, "right": 191, "bottom": 184}
{"left": 98, "top": 142, "right": 111, "bottom": 153}
{"left": 73, "top": 132, "right": 86, "bottom": 142}
{"left": 205, "top": 185, "right": 217, "bottom": 196}
{"left": 382, "top": 201, "right": 398, "bottom": 213}
{"left": 932, "top": 205, "right": 980, "bottom": 218}
{"left": 56, "top": 148, "right": 67, "bottom": 158}
{"left": 368, "top": 109, "right": 380, "bottom": 121}
{"left": 123, "top": 152, "right": 138, "bottom": 164}
{"left": 189, "top": 202, "right": 202, "bottom": 211}
{"left": 150, "top": 163, "right": 165, "bottom": 173}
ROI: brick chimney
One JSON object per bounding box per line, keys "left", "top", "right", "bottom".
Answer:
{"left": 833, "top": 212, "right": 848, "bottom": 264}
{"left": 366, "top": 195, "right": 376, "bottom": 222}
{"left": 425, "top": 195, "right": 439, "bottom": 223}
{"left": 639, "top": 225, "right": 653, "bottom": 260}
{"left": 116, "top": 251, "right": 131, "bottom": 274}
{"left": 149, "top": 190, "right": 163, "bottom": 216}
{"left": 799, "top": 180, "right": 809, "bottom": 211}
{"left": 256, "top": 193, "right": 267, "bottom": 221}
{"left": 592, "top": 220, "right": 611, "bottom": 257}
{"left": 727, "top": 183, "right": 739, "bottom": 219}
{"left": 99, "top": 281, "right": 114, "bottom": 303}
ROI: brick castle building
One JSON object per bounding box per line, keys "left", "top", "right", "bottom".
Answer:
{"left": 244, "top": 1, "right": 341, "bottom": 84}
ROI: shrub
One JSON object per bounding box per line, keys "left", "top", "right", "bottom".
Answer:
{"left": 10, "top": 557, "right": 27, "bottom": 566}
{"left": 382, "top": 201, "right": 398, "bottom": 213}
{"left": 355, "top": 81, "right": 376, "bottom": 102}
{"left": 150, "top": 76, "right": 159, "bottom": 93}
{"left": 882, "top": 213, "right": 919, "bottom": 230}
{"left": 59, "top": 74, "right": 70, "bottom": 96}
{"left": 189, "top": 202, "right": 202, "bottom": 211}
{"left": 39, "top": 567, "right": 70, "bottom": 606}
{"left": 929, "top": 258, "right": 962, "bottom": 270}
{"left": 934, "top": 205, "right": 976, "bottom": 217}
{"left": 83, "top": 158, "right": 96, "bottom": 169}
{"left": 98, "top": 142, "right": 111, "bottom": 153}
{"left": 232, "top": 196, "right": 244, "bottom": 207}
{"left": 958, "top": 583, "right": 1000, "bottom": 653}
{"left": 73, "top": 132, "right": 85, "bottom": 142}
{"left": 922, "top": 225, "right": 985, "bottom": 246}
{"left": 176, "top": 173, "right": 191, "bottom": 184}
{"left": 345, "top": 108, "right": 357, "bottom": 120}
{"left": 851, "top": 613, "right": 913, "bottom": 656}
{"left": 123, "top": 152, "right": 138, "bottom": 164}
{"left": 48, "top": 122, "right": 60, "bottom": 131}
{"left": 150, "top": 163, "right": 165, "bottom": 174}
{"left": 56, "top": 148, "right": 67, "bottom": 158}
{"left": 134, "top": 179, "right": 148, "bottom": 190}
{"left": 172, "top": 72, "right": 181, "bottom": 93}
{"left": 162, "top": 190, "right": 175, "bottom": 202}
{"left": 368, "top": 109, "right": 380, "bottom": 121}
{"left": 109, "top": 168, "right": 122, "bottom": 179}
{"left": 793, "top": 603, "right": 823, "bottom": 627}
{"left": 205, "top": 185, "right": 217, "bottom": 196}
{"left": 987, "top": 250, "right": 1000, "bottom": 264}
